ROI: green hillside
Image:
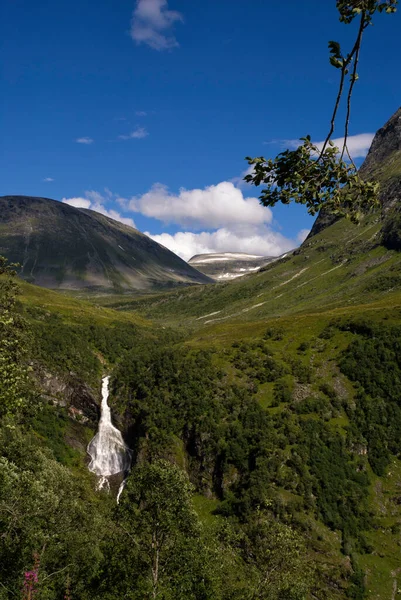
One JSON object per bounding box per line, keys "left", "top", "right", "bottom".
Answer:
{"left": 102, "top": 213, "right": 400, "bottom": 326}
{"left": 7, "top": 206, "right": 400, "bottom": 598}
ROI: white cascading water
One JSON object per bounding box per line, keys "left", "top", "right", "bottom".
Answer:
{"left": 87, "top": 376, "right": 132, "bottom": 500}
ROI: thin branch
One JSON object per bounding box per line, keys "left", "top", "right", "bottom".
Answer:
{"left": 41, "top": 564, "right": 72, "bottom": 583}
{"left": 320, "top": 66, "right": 347, "bottom": 157}
{"left": 321, "top": 7, "right": 369, "bottom": 158}
{"left": 341, "top": 10, "right": 366, "bottom": 164}
{"left": 0, "top": 580, "right": 16, "bottom": 596}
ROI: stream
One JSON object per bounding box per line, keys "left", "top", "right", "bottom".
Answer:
{"left": 87, "top": 376, "right": 132, "bottom": 502}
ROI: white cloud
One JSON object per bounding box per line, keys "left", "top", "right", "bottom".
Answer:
{"left": 76, "top": 137, "right": 94, "bottom": 145}
{"left": 231, "top": 164, "right": 255, "bottom": 189}
{"left": 127, "top": 181, "right": 272, "bottom": 229}
{"left": 62, "top": 191, "right": 136, "bottom": 229}
{"left": 317, "top": 133, "right": 374, "bottom": 158}
{"left": 61, "top": 179, "right": 310, "bottom": 263}
{"left": 43, "top": 177, "right": 54, "bottom": 182}
{"left": 146, "top": 225, "right": 295, "bottom": 262}
{"left": 296, "top": 228, "right": 310, "bottom": 243}
{"left": 135, "top": 110, "right": 147, "bottom": 116}
{"left": 131, "top": 0, "right": 183, "bottom": 51}
{"left": 85, "top": 190, "right": 106, "bottom": 204}
{"left": 118, "top": 127, "right": 149, "bottom": 140}
{"left": 62, "top": 197, "right": 92, "bottom": 209}
{"left": 284, "top": 133, "right": 374, "bottom": 159}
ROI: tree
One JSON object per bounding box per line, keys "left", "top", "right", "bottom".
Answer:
{"left": 245, "top": 1, "right": 398, "bottom": 223}
{"left": 0, "top": 426, "right": 105, "bottom": 599}
{"left": 243, "top": 514, "right": 314, "bottom": 600}
{"left": 0, "top": 256, "right": 32, "bottom": 420}
{"left": 113, "top": 459, "right": 218, "bottom": 599}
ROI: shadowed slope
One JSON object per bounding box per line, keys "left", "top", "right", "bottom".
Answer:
{"left": 0, "top": 196, "right": 211, "bottom": 292}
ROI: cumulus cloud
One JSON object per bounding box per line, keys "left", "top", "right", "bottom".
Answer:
{"left": 43, "top": 177, "right": 54, "bottom": 182}
{"left": 315, "top": 133, "right": 374, "bottom": 158}
{"left": 62, "top": 180, "right": 310, "bottom": 261}
{"left": 62, "top": 197, "right": 92, "bottom": 209}
{"left": 76, "top": 137, "right": 94, "bottom": 145}
{"left": 146, "top": 225, "right": 296, "bottom": 262}
{"left": 296, "top": 228, "right": 310, "bottom": 243}
{"left": 62, "top": 191, "right": 136, "bottom": 228}
{"left": 127, "top": 181, "right": 272, "bottom": 229}
{"left": 118, "top": 127, "right": 149, "bottom": 140}
{"left": 283, "top": 133, "right": 374, "bottom": 159}
{"left": 131, "top": 0, "right": 183, "bottom": 51}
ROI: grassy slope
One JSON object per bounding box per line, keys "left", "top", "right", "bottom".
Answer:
{"left": 102, "top": 214, "right": 401, "bottom": 327}
{"left": 18, "top": 211, "right": 401, "bottom": 598}
{"left": 17, "top": 279, "right": 150, "bottom": 328}
{"left": 100, "top": 213, "right": 401, "bottom": 599}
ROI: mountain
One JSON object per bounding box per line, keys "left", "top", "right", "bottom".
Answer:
{"left": 362, "top": 107, "right": 401, "bottom": 250}
{"left": 188, "top": 252, "right": 282, "bottom": 280}
{"left": 0, "top": 196, "right": 211, "bottom": 292}
{"left": 359, "top": 105, "right": 401, "bottom": 202}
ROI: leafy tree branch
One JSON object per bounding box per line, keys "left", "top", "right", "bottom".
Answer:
{"left": 245, "top": 0, "right": 398, "bottom": 223}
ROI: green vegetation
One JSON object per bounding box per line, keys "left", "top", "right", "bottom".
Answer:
{"left": 1, "top": 106, "right": 401, "bottom": 600}
{"left": 3, "top": 193, "right": 401, "bottom": 600}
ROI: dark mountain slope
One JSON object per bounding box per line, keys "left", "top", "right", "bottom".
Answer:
{"left": 0, "top": 196, "right": 211, "bottom": 292}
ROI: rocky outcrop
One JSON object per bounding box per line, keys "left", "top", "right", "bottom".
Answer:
{"left": 360, "top": 106, "right": 401, "bottom": 214}
{"left": 359, "top": 108, "right": 401, "bottom": 183}
{"left": 33, "top": 364, "right": 99, "bottom": 422}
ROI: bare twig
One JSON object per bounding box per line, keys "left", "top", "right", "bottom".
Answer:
{"left": 0, "top": 580, "right": 16, "bottom": 596}
{"left": 41, "top": 564, "right": 72, "bottom": 583}
{"left": 341, "top": 10, "right": 367, "bottom": 164}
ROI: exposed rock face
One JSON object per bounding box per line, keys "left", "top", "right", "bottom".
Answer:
{"left": 33, "top": 364, "right": 99, "bottom": 422}
{"left": 308, "top": 107, "right": 401, "bottom": 240}
{"left": 359, "top": 107, "right": 401, "bottom": 234}
{"left": 359, "top": 107, "right": 401, "bottom": 192}
{"left": 0, "top": 196, "right": 211, "bottom": 292}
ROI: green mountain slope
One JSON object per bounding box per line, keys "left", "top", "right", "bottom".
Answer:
{"left": 0, "top": 195, "right": 211, "bottom": 292}
{"left": 103, "top": 105, "right": 401, "bottom": 326}
{"left": 75, "top": 108, "right": 401, "bottom": 598}
{"left": 16, "top": 265, "right": 401, "bottom": 599}
{"left": 103, "top": 213, "right": 400, "bottom": 326}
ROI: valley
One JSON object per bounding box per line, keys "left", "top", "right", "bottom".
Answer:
{"left": 1, "top": 109, "right": 401, "bottom": 599}
{"left": 4, "top": 199, "right": 400, "bottom": 599}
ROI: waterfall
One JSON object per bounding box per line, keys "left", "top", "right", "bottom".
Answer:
{"left": 87, "top": 376, "right": 132, "bottom": 499}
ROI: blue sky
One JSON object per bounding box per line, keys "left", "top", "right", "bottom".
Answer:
{"left": 2, "top": 0, "right": 400, "bottom": 260}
